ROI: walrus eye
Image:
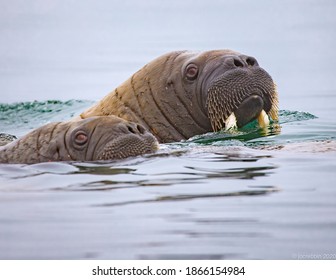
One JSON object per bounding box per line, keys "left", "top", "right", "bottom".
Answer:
{"left": 74, "top": 131, "right": 88, "bottom": 145}
{"left": 185, "top": 64, "right": 198, "bottom": 80}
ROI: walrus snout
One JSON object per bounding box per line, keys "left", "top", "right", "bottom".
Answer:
{"left": 206, "top": 65, "right": 279, "bottom": 131}
{"left": 95, "top": 119, "right": 159, "bottom": 161}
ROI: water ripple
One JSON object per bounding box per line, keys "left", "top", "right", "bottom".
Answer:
{"left": 94, "top": 188, "right": 279, "bottom": 208}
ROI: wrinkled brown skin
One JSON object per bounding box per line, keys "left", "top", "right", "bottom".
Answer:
{"left": 0, "top": 116, "right": 158, "bottom": 164}
{"left": 79, "top": 50, "right": 278, "bottom": 143}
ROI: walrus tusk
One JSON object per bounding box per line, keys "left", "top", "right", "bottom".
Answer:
{"left": 224, "top": 112, "right": 238, "bottom": 130}
{"left": 257, "top": 110, "right": 270, "bottom": 128}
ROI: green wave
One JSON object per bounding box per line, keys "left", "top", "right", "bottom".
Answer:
{"left": 278, "top": 110, "right": 317, "bottom": 123}
{"left": 0, "top": 99, "right": 94, "bottom": 136}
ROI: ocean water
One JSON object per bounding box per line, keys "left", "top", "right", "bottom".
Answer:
{"left": 0, "top": 0, "right": 335, "bottom": 259}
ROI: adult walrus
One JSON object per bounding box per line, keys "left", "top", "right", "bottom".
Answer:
{"left": 0, "top": 116, "right": 158, "bottom": 164}
{"left": 80, "top": 50, "right": 279, "bottom": 143}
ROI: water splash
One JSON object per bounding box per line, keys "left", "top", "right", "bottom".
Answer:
{"left": 278, "top": 110, "right": 317, "bottom": 124}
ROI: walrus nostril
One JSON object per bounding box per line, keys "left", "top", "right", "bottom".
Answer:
{"left": 126, "top": 124, "right": 146, "bottom": 134}
{"left": 231, "top": 56, "right": 259, "bottom": 68}
{"left": 127, "top": 125, "right": 136, "bottom": 134}
{"left": 136, "top": 124, "right": 146, "bottom": 134}
{"left": 246, "top": 56, "right": 258, "bottom": 67}
{"left": 233, "top": 58, "right": 245, "bottom": 67}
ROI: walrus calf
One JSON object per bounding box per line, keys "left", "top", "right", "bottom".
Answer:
{"left": 0, "top": 116, "right": 158, "bottom": 164}
{"left": 80, "top": 50, "right": 279, "bottom": 143}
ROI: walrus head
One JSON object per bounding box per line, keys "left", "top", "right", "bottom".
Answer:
{"left": 79, "top": 49, "right": 279, "bottom": 142}
{"left": 0, "top": 116, "right": 158, "bottom": 164}
{"left": 60, "top": 116, "right": 158, "bottom": 161}
{"left": 179, "top": 50, "right": 279, "bottom": 131}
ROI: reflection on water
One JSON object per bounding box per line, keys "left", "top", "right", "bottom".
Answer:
{"left": 0, "top": 139, "right": 335, "bottom": 261}
{"left": 97, "top": 188, "right": 279, "bottom": 208}
{"left": 0, "top": 149, "right": 276, "bottom": 190}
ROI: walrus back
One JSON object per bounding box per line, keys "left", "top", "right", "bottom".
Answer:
{"left": 0, "top": 122, "right": 62, "bottom": 164}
